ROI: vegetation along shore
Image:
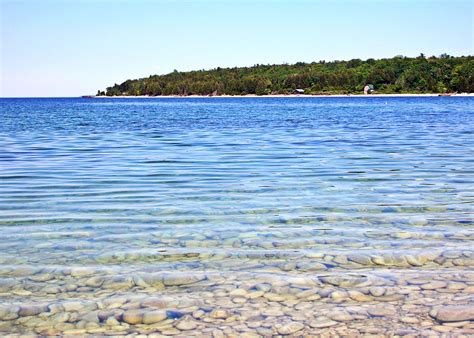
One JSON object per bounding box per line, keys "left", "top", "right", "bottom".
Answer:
{"left": 98, "top": 54, "right": 473, "bottom": 97}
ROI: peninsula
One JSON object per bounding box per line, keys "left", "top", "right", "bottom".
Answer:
{"left": 99, "top": 54, "right": 473, "bottom": 97}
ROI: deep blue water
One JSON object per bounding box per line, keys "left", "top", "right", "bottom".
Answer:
{"left": 2, "top": 97, "right": 473, "bottom": 133}
{"left": 0, "top": 97, "right": 473, "bottom": 334}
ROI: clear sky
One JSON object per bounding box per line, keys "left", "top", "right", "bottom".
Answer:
{"left": 1, "top": 0, "right": 472, "bottom": 97}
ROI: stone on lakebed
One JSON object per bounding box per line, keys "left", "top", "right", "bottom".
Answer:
{"left": 430, "top": 306, "right": 474, "bottom": 323}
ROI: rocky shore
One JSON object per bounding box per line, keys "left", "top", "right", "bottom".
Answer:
{"left": 0, "top": 237, "right": 473, "bottom": 336}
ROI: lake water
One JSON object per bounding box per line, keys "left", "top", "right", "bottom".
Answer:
{"left": 0, "top": 97, "right": 473, "bottom": 336}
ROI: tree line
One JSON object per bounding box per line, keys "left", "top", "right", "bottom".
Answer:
{"left": 99, "top": 54, "right": 473, "bottom": 96}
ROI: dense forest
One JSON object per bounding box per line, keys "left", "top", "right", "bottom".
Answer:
{"left": 99, "top": 54, "right": 473, "bottom": 96}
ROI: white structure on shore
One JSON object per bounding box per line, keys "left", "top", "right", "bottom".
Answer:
{"left": 364, "top": 84, "right": 374, "bottom": 94}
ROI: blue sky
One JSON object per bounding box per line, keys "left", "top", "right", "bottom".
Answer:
{"left": 1, "top": 0, "right": 472, "bottom": 97}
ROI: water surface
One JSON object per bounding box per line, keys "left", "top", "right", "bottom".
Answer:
{"left": 0, "top": 97, "right": 473, "bottom": 336}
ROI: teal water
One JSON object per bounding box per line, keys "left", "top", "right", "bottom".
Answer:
{"left": 0, "top": 97, "right": 473, "bottom": 335}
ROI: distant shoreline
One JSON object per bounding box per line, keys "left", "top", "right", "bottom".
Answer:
{"left": 90, "top": 93, "right": 474, "bottom": 98}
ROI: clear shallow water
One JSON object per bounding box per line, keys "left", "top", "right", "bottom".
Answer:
{"left": 0, "top": 97, "right": 473, "bottom": 336}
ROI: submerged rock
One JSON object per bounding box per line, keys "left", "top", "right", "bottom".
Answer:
{"left": 122, "top": 310, "right": 143, "bottom": 324}
{"left": 368, "top": 286, "right": 386, "bottom": 297}
{"left": 0, "top": 305, "right": 19, "bottom": 320}
{"left": 330, "top": 290, "right": 349, "bottom": 301}
{"left": 0, "top": 279, "right": 15, "bottom": 292}
{"left": 368, "top": 307, "right": 396, "bottom": 317}
{"left": 420, "top": 281, "right": 447, "bottom": 290}
{"left": 276, "top": 321, "right": 304, "bottom": 335}
{"left": 371, "top": 253, "right": 407, "bottom": 266}
{"left": 309, "top": 318, "right": 338, "bottom": 328}
{"left": 28, "top": 271, "right": 55, "bottom": 282}
{"left": 209, "top": 309, "right": 230, "bottom": 319}
{"left": 19, "top": 304, "right": 49, "bottom": 317}
{"left": 348, "top": 290, "right": 372, "bottom": 302}
{"left": 104, "top": 276, "right": 134, "bottom": 290}
{"left": 430, "top": 306, "right": 474, "bottom": 322}
{"left": 347, "top": 254, "right": 372, "bottom": 265}
{"left": 329, "top": 312, "right": 353, "bottom": 322}
{"left": 142, "top": 310, "right": 167, "bottom": 324}
{"left": 62, "top": 301, "right": 86, "bottom": 312}
{"left": 175, "top": 315, "right": 198, "bottom": 330}
{"left": 320, "top": 275, "right": 367, "bottom": 287}
{"left": 162, "top": 273, "right": 206, "bottom": 286}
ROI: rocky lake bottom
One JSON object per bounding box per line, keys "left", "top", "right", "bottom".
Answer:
{"left": 0, "top": 97, "right": 473, "bottom": 336}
